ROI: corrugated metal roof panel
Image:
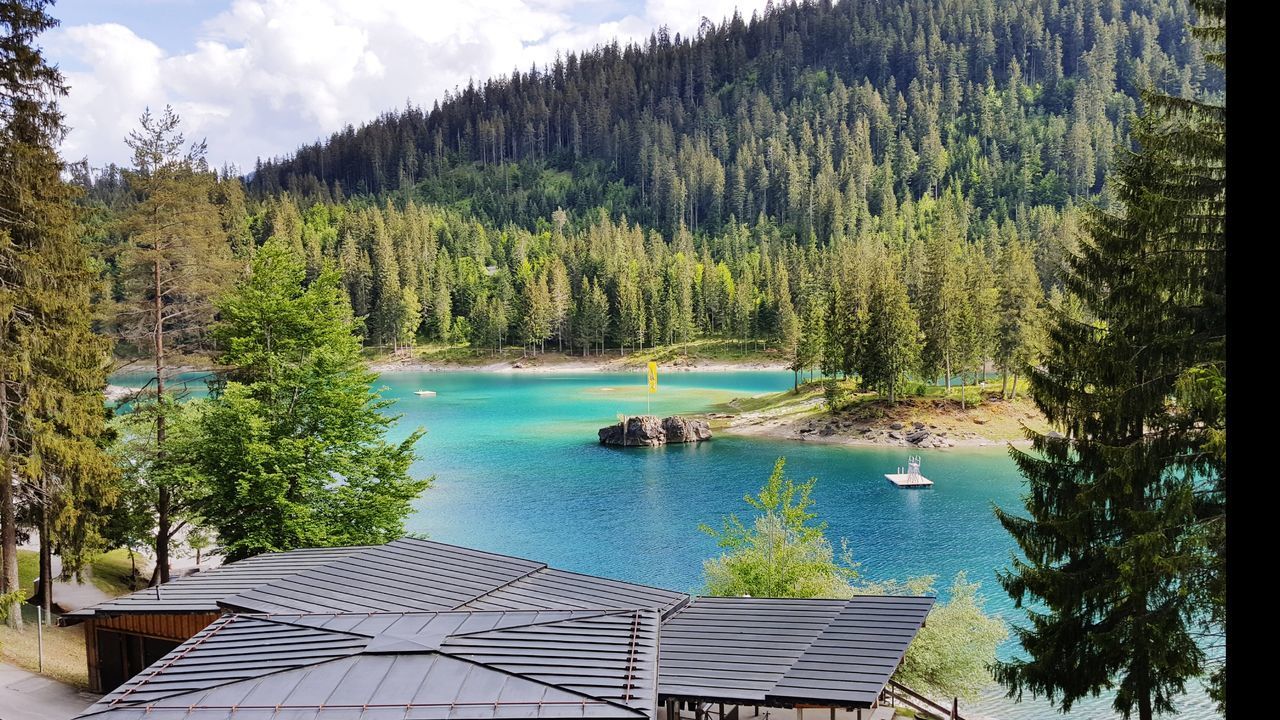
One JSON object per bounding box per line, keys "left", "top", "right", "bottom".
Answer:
{"left": 60, "top": 547, "right": 364, "bottom": 623}
{"left": 657, "top": 595, "right": 933, "bottom": 708}
{"left": 221, "top": 538, "right": 546, "bottom": 614}
{"left": 771, "top": 596, "right": 933, "bottom": 707}
{"left": 459, "top": 568, "right": 688, "bottom": 618}
{"left": 79, "top": 610, "right": 658, "bottom": 720}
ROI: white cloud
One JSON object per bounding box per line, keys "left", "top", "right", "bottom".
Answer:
{"left": 46, "top": 0, "right": 769, "bottom": 171}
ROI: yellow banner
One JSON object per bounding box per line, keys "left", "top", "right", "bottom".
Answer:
{"left": 647, "top": 361, "right": 658, "bottom": 393}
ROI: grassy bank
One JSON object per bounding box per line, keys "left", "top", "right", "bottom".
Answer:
{"left": 0, "top": 548, "right": 146, "bottom": 689}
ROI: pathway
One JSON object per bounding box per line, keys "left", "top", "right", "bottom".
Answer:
{"left": 0, "top": 663, "right": 97, "bottom": 720}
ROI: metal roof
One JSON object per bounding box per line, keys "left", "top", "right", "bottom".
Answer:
{"left": 65, "top": 538, "right": 691, "bottom": 623}
{"left": 459, "top": 568, "right": 688, "bottom": 618}
{"left": 80, "top": 609, "right": 660, "bottom": 720}
{"left": 658, "top": 595, "right": 934, "bottom": 709}
{"left": 220, "top": 539, "right": 545, "bottom": 614}
{"left": 59, "top": 547, "right": 363, "bottom": 622}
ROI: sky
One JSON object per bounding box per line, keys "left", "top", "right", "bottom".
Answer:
{"left": 41, "top": 0, "right": 770, "bottom": 173}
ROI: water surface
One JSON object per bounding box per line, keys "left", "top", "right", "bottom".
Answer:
{"left": 111, "top": 368, "right": 1220, "bottom": 719}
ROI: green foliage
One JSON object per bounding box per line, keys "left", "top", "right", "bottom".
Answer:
{"left": 2, "top": 0, "right": 116, "bottom": 617}
{"left": 106, "top": 397, "right": 208, "bottom": 568}
{"left": 862, "top": 574, "right": 1009, "bottom": 701}
{"left": 700, "top": 458, "right": 858, "bottom": 598}
{"left": 193, "top": 237, "right": 431, "bottom": 561}
{"left": 994, "top": 3, "right": 1225, "bottom": 717}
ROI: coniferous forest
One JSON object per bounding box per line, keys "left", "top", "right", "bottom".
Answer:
{"left": 71, "top": 0, "right": 1221, "bottom": 401}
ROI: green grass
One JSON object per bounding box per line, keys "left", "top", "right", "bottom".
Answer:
{"left": 89, "top": 548, "right": 148, "bottom": 595}
{"left": 1, "top": 548, "right": 149, "bottom": 689}
{"left": 12, "top": 548, "right": 146, "bottom": 597}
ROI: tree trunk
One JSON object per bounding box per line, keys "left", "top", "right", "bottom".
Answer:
{"left": 1011, "top": 373, "right": 1019, "bottom": 400}
{"left": 152, "top": 259, "right": 171, "bottom": 585}
{"left": 0, "top": 385, "right": 20, "bottom": 626}
{"left": 153, "top": 486, "right": 171, "bottom": 586}
{"left": 1138, "top": 691, "right": 1152, "bottom": 720}
{"left": 944, "top": 355, "right": 952, "bottom": 397}
{"left": 1001, "top": 371, "right": 1009, "bottom": 398}
{"left": 37, "top": 497, "right": 52, "bottom": 618}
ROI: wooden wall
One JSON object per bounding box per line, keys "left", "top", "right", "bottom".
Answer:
{"left": 84, "top": 612, "right": 222, "bottom": 693}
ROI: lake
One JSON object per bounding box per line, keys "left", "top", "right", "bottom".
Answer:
{"left": 112, "top": 368, "right": 1220, "bottom": 719}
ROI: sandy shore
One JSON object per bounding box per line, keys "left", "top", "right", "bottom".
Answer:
{"left": 367, "top": 352, "right": 790, "bottom": 374}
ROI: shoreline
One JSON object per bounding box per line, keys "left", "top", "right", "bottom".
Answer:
{"left": 699, "top": 385, "right": 1046, "bottom": 450}
{"left": 716, "top": 418, "right": 1032, "bottom": 449}
{"left": 367, "top": 352, "right": 791, "bottom": 375}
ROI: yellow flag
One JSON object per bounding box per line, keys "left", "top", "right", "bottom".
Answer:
{"left": 647, "top": 361, "right": 658, "bottom": 393}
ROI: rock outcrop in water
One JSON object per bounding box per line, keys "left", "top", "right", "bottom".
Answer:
{"left": 598, "top": 415, "right": 712, "bottom": 447}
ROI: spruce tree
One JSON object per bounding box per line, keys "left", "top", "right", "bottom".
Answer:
{"left": 995, "top": 236, "right": 1044, "bottom": 399}
{"left": 1, "top": 0, "right": 115, "bottom": 621}
{"left": 994, "top": 3, "right": 1226, "bottom": 717}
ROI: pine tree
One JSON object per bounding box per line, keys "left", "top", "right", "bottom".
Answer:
{"left": 994, "top": 3, "right": 1225, "bottom": 717}
{"left": 115, "top": 106, "right": 236, "bottom": 583}
{"left": 194, "top": 237, "right": 430, "bottom": 561}
{"left": 1, "top": 0, "right": 115, "bottom": 622}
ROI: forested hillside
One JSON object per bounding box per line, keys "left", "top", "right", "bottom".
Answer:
{"left": 78, "top": 0, "right": 1220, "bottom": 396}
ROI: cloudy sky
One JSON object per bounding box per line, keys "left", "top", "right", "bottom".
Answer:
{"left": 42, "top": 0, "right": 768, "bottom": 172}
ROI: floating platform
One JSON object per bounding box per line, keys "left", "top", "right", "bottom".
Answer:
{"left": 414, "top": 390, "right": 437, "bottom": 397}
{"left": 885, "top": 472, "right": 933, "bottom": 488}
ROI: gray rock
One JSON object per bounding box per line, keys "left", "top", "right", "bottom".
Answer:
{"left": 890, "top": 422, "right": 904, "bottom": 430}
{"left": 913, "top": 421, "right": 925, "bottom": 429}
{"left": 599, "top": 415, "right": 712, "bottom": 447}
{"left": 888, "top": 430, "right": 902, "bottom": 440}
{"left": 663, "top": 415, "right": 712, "bottom": 443}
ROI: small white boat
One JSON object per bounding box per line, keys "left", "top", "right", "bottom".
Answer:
{"left": 414, "top": 390, "right": 437, "bottom": 397}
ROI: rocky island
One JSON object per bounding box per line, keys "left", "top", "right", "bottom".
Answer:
{"left": 598, "top": 415, "right": 712, "bottom": 447}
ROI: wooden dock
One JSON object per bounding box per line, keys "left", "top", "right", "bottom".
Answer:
{"left": 885, "top": 473, "right": 933, "bottom": 488}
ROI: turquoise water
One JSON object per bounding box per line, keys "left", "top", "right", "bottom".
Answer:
{"left": 110, "top": 369, "right": 1219, "bottom": 719}
{"left": 378, "top": 371, "right": 1022, "bottom": 606}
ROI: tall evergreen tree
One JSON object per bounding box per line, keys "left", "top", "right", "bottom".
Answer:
{"left": 1, "top": 0, "right": 115, "bottom": 623}
{"left": 194, "top": 238, "right": 430, "bottom": 561}
{"left": 115, "top": 106, "right": 236, "bottom": 583}
{"left": 995, "top": 237, "right": 1045, "bottom": 399}
{"left": 994, "top": 3, "right": 1226, "bottom": 717}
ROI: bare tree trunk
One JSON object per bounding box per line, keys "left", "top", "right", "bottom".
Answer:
{"left": 1001, "top": 371, "right": 1008, "bottom": 398}
{"left": 1010, "top": 374, "right": 1019, "bottom": 400}
{"left": 152, "top": 259, "right": 171, "bottom": 586}
{"left": 944, "top": 355, "right": 952, "bottom": 397}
